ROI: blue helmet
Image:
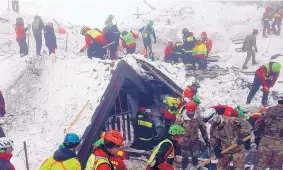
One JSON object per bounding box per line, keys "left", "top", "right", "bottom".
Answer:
{"left": 63, "top": 133, "right": 80, "bottom": 148}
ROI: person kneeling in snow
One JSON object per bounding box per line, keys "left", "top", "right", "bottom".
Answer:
{"left": 80, "top": 26, "right": 107, "bottom": 59}
{"left": 39, "top": 133, "right": 81, "bottom": 170}
{"left": 192, "top": 36, "right": 207, "bottom": 69}
{"left": 121, "top": 31, "right": 139, "bottom": 54}
{"left": 44, "top": 22, "right": 57, "bottom": 55}
{"left": 211, "top": 105, "right": 245, "bottom": 118}
{"left": 146, "top": 124, "right": 185, "bottom": 170}
{"left": 164, "top": 41, "right": 184, "bottom": 64}
{"left": 0, "top": 137, "right": 15, "bottom": 170}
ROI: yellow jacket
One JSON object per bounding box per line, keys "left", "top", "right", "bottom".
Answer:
{"left": 192, "top": 44, "right": 207, "bottom": 60}
{"left": 39, "top": 149, "right": 81, "bottom": 170}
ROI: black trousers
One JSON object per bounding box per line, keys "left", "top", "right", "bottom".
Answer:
{"left": 12, "top": 1, "right": 19, "bottom": 13}
{"left": 126, "top": 46, "right": 136, "bottom": 54}
{"left": 87, "top": 42, "right": 106, "bottom": 59}
{"left": 34, "top": 33, "right": 42, "bottom": 55}
{"left": 247, "top": 74, "right": 270, "bottom": 106}
{"left": 18, "top": 39, "right": 28, "bottom": 56}
{"left": 263, "top": 21, "right": 270, "bottom": 37}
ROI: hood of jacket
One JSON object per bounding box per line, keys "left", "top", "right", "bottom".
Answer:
{"left": 53, "top": 148, "right": 76, "bottom": 162}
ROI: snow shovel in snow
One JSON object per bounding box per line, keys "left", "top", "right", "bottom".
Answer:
{"left": 195, "top": 135, "right": 251, "bottom": 168}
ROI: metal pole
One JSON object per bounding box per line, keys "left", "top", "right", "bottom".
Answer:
{"left": 23, "top": 141, "right": 30, "bottom": 170}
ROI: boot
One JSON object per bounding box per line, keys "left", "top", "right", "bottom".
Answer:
{"left": 242, "top": 65, "right": 248, "bottom": 69}
{"left": 252, "top": 61, "right": 258, "bottom": 65}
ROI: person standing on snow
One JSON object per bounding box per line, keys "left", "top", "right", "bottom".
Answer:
{"left": 181, "top": 28, "right": 196, "bottom": 69}
{"left": 103, "top": 25, "right": 120, "bottom": 60}
{"left": 0, "top": 137, "right": 15, "bottom": 169}
{"left": 247, "top": 62, "right": 281, "bottom": 107}
{"left": 139, "top": 20, "right": 156, "bottom": 58}
{"left": 242, "top": 29, "right": 258, "bottom": 69}
{"left": 253, "top": 95, "right": 283, "bottom": 170}
{"left": 121, "top": 31, "right": 139, "bottom": 54}
{"left": 44, "top": 22, "right": 57, "bottom": 55}
{"left": 15, "top": 17, "right": 30, "bottom": 57}
{"left": 271, "top": 5, "right": 283, "bottom": 35}
{"left": 192, "top": 36, "right": 207, "bottom": 69}
{"left": 203, "top": 108, "right": 252, "bottom": 170}
{"left": 32, "top": 15, "right": 44, "bottom": 56}
{"left": 0, "top": 91, "right": 6, "bottom": 119}
{"left": 86, "top": 130, "right": 124, "bottom": 170}
{"left": 200, "top": 32, "right": 212, "bottom": 56}
{"left": 164, "top": 41, "right": 174, "bottom": 63}
{"left": 39, "top": 133, "right": 81, "bottom": 170}
{"left": 146, "top": 124, "right": 185, "bottom": 170}
{"left": 175, "top": 101, "right": 209, "bottom": 169}
{"left": 80, "top": 26, "right": 107, "bottom": 59}
{"left": 11, "top": 0, "right": 19, "bottom": 13}
{"left": 262, "top": 7, "right": 272, "bottom": 38}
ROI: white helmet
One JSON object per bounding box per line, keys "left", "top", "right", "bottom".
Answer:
{"left": 203, "top": 108, "right": 218, "bottom": 123}
{"left": 0, "top": 137, "right": 13, "bottom": 149}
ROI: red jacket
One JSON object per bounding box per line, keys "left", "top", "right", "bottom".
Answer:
{"left": 256, "top": 65, "right": 279, "bottom": 87}
{"left": 211, "top": 105, "right": 238, "bottom": 117}
{"left": 122, "top": 32, "right": 139, "bottom": 48}
{"left": 0, "top": 91, "right": 5, "bottom": 117}
{"left": 15, "top": 25, "right": 26, "bottom": 41}
{"left": 85, "top": 29, "right": 107, "bottom": 47}
{"left": 0, "top": 153, "right": 15, "bottom": 170}
{"left": 164, "top": 45, "right": 173, "bottom": 56}
{"left": 204, "top": 39, "right": 212, "bottom": 53}
{"left": 93, "top": 149, "right": 111, "bottom": 170}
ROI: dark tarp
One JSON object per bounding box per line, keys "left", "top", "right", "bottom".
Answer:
{"left": 78, "top": 60, "right": 183, "bottom": 168}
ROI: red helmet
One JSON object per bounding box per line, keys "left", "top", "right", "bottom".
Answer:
{"left": 201, "top": 32, "right": 207, "bottom": 38}
{"left": 253, "top": 29, "right": 259, "bottom": 34}
{"left": 185, "top": 101, "right": 197, "bottom": 112}
{"left": 104, "top": 130, "right": 123, "bottom": 146}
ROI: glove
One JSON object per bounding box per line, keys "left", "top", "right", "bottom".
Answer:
{"left": 214, "top": 147, "right": 222, "bottom": 159}
{"left": 237, "top": 137, "right": 244, "bottom": 145}
{"left": 263, "top": 86, "right": 269, "bottom": 92}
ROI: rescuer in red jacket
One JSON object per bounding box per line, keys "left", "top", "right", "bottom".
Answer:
{"left": 121, "top": 31, "right": 139, "bottom": 54}
{"left": 247, "top": 62, "right": 281, "bottom": 107}
{"left": 201, "top": 32, "right": 212, "bottom": 56}
{"left": 211, "top": 105, "right": 244, "bottom": 118}
{"left": 15, "top": 17, "right": 30, "bottom": 56}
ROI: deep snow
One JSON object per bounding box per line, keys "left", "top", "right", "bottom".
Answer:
{"left": 0, "top": 1, "right": 282, "bottom": 169}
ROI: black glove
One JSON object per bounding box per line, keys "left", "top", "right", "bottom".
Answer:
{"left": 214, "top": 147, "right": 222, "bottom": 159}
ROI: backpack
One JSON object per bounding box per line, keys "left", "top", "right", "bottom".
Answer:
{"left": 32, "top": 18, "right": 42, "bottom": 32}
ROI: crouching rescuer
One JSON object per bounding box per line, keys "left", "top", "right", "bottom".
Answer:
{"left": 203, "top": 108, "right": 252, "bottom": 170}
{"left": 146, "top": 124, "right": 185, "bottom": 170}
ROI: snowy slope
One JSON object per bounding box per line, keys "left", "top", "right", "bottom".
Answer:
{"left": 0, "top": 1, "right": 282, "bottom": 169}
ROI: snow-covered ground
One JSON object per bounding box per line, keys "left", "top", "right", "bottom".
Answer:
{"left": 0, "top": 1, "right": 283, "bottom": 169}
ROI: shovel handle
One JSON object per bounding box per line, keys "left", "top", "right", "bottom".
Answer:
{"left": 196, "top": 135, "right": 251, "bottom": 168}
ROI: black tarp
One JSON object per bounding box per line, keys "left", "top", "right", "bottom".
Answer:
{"left": 78, "top": 60, "right": 183, "bottom": 168}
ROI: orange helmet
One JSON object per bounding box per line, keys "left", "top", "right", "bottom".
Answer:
{"left": 185, "top": 101, "right": 197, "bottom": 112}
{"left": 104, "top": 130, "right": 123, "bottom": 146}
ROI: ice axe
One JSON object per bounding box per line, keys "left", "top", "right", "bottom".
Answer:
{"left": 195, "top": 135, "right": 251, "bottom": 168}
